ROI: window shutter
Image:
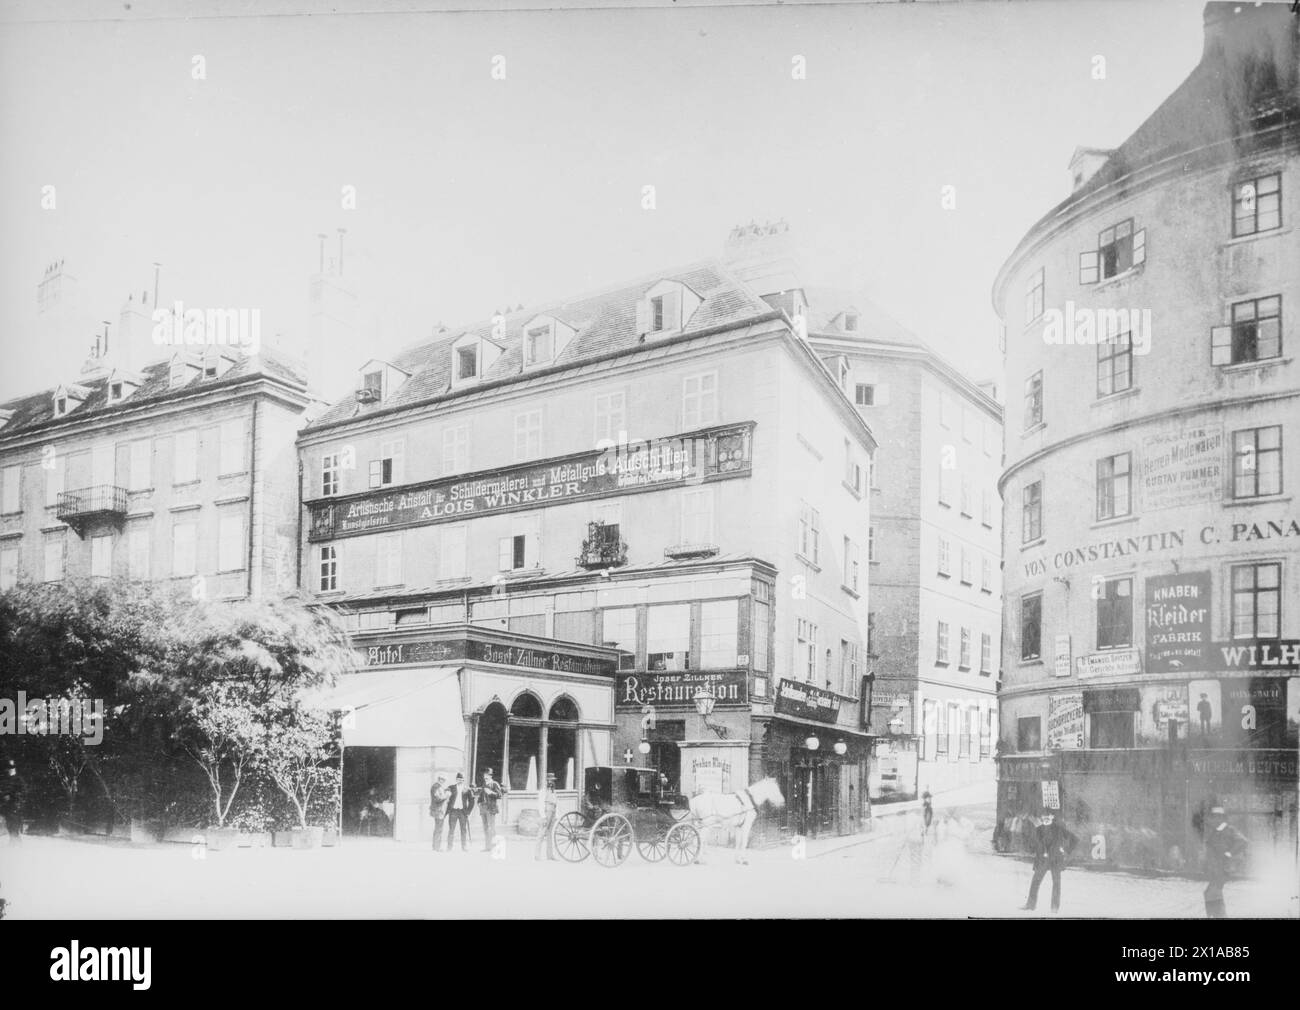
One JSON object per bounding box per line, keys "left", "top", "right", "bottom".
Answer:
{"left": 662, "top": 288, "right": 681, "bottom": 330}
{"left": 635, "top": 298, "right": 651, "bottom": 335}
{"left": 1079, "top": 250, "right": 1099, "bottom": 285}
{"left": 1210, "top": 325, "right": 1233, "bottom": 366}
{"left": 1132, "top": 228, "right": 1146, "bottom": 267}
{"left": 524, "top": 527, "right": 540, "bottom": 568}
{"left": 498, "top": 537, "right": 513, "bottom": 571}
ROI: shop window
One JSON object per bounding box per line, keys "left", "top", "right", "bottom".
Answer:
{"left": 474, "top": 702, "right": 507, "bottom": 787}
{"left": 506, "top": 693, "right": 543, "bottom": 792}
{"left": 1089, "top": 711, "right": 1134, "bottom": 749}
{"left": 547, "top": 697, "right": 579, "bottom": 790}
{"left": 1017, "top": 717, "right": 1041, "bottom": 752}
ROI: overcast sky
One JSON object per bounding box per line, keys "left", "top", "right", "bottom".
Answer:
{"left": 0, "top": 0, "right": 1208, "bottom": 404}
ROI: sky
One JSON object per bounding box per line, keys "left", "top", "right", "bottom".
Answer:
{"left": 0, "top": 0, "right": 1210, "bottom": 404}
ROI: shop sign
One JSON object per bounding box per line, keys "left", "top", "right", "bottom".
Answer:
{"left": 1082, "top": 687, "right": 1140, "bottom": 714}
{"left": 1187, "top": 750, "right": 1298, "bottom": 785}
{"left": 308, "top": 422, "right": 754, "bottom": 541}
{"left": 1053, "top": 635, "right": 1072, "bottom": 678}
{"left": 774, "top": 678, "right": 843, "bottom": 724}
{"left": 354, "top": 634, "right": 615, "bottom": 676}
{"left": 1046, "top": 693, "right": 1084, "bottom": 750}
{"left": 1144, "top": 571, "right": 1211, "bottom": 672}
{"left": 615, "top": 670, "right": 749, "bottom": 709}
{"left": 1000, "top": 759, "right": 1057, "bottom": 781}
{"left": 357, "top": 640, "right": 463, "bottom": 667}
{"left": 1139, "top": 423, "right": 1223, "bottom": 512}
{"left": 1205, "top": 640, "right": 1300, "bottom": 672}
{"left": 1076, "top": 650, "right": 1141, "bottom": 679}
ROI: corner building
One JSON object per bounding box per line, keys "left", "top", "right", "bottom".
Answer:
{"left": 297, "top": 229, "right": 877, "bottom": 844}
{"left": 991, "top": 2, "right": 1299, "bottom": 871}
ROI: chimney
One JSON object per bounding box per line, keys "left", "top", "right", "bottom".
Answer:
{"left": 722, "top": 219, "right": 803, "bottom": 299}
{"left": 116, "top": 291, "right": 153, "bottom": 372}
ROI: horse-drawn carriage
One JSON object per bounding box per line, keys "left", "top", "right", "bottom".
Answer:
{"left": 552, "top": 765, "right": 703, "bottom": 867}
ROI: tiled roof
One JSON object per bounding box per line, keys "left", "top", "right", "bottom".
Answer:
{"left": 800, "top": 286, "right": 928, "bottom": 348}
{"left": 305, "top": 259, "right": 776, "bottom": 430}
{"left": 0, "top": 348, "right": 309, "bottom": 440}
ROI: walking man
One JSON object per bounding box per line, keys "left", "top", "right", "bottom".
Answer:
{"left": 1202, "top": 805, "right": 1247, "bottom": 918}
{"left": 1020, "top": 810, "right": 1077, "bottom": 913}
{"left": 429, "top": 774, "right": 449, "bottom": 852}
{"left": 535, "top": 773, "right": 559, "bottom": 861}
{"left": 444, "top": 773, "right": 475, "bottom": 852}
{"left": 0, "top": 760, "right": 25, "bottom": 844}
{"left": 477, "top": 768, "right": 505, "bottom": 853}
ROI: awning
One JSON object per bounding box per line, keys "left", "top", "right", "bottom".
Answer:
{"left": 308, "top": 666, "right": 466, "bottom": 750}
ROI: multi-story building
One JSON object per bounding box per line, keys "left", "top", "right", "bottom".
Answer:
{"left": 991, "top": 2, "right": 1299, "bottom": 870}
{"left": 0, "top": 283, "right": 313, "bottom": 602}
{"left": 808, "top": 299, "right": 1003, "bottom": 799}
{"left": 297, "top": 224, "right": 878, "bottom": 844}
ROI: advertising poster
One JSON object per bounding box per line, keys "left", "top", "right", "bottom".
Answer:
{"left": 1222, "top": 678, "right": 1288, "bottom": 747}
{"left": 1144, "top": 571, "right": 1211, "bottom": 672}
{"left": 1188, "top": 679, "right": 1221, "bottom": 744}
{"left": 1053, "top": 634, "right": 1072, "bottom": 678}
{"left": 1046, "top": 693, "right": 1084, "bottom": 750}
{"left": 1138, "top": 423, "right": 1223, "bottom": 512}
{"left": 1138, "top": 684, "right": 1189, "bottom": 745}
{"left": 1288, "top": 678, "right": 1300, "bottom": 749}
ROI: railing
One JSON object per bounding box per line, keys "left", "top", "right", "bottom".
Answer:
{"left": 55, "top": 485, "right": 128, "bottom": 523}
{"left": 576, "top": 522, "right": 627, "bottom": 569}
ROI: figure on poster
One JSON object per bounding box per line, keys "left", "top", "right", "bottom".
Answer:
{"left": 1019, "top": 811, "right": 1077, "bottom": 913}
{"left": 1197, "top": 693, "right": 1213, "bottom": 736}
{"left": 1198, "top": 803, "right": 1248, "bottom": 919}
{"left": 476, "top": 768, "right": 506, "bottom": 853}
{"left": 1189, "top": 680, "right": 1221, "bottom": 740}
{"left": 444, "top": 772, "right": 475, "bottom": 852}
{"left": 429, "top": 773, "right": 449, "bottom": 852}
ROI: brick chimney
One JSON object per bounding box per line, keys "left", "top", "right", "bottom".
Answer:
{"left": 722, "top": 219, "right": 804, "bottom": 299}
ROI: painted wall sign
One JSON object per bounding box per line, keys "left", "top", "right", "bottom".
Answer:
{"left": 1046, "top": 693, "right": 1084, "bottom": 750}
{"left": 353, "top": 633, "right": 615, "bottom": 676}
{"left": 1205, "top": 640, "right": 1300, "bottom": 672}
{"left": 308, "top": 422, "right": 754, "bottom": 541}
{"left": 1145, "top": 571, "right": 1211, "bottom": 672}
{"left": 773, "top": 678, "right": 844, "bottom": 724}
{"left": 1139, "top": 423, "right": 1223, "bottom": 512}
{"left": 1082, "top": 687, "right": 1140, "bottom": 713}
{"left": 1187, "top": 750, "right": 1298, "bottom": 786}
{"left": 1053, "top": 634, "right": 1072, "bottom": 678}
{"left": 1075, "top": 649, "right": 1141, "bottom": 679}
{"left": 615, "top": 670, "right": 750, "bottom": 709}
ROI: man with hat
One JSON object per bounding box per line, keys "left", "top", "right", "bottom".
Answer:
{"left": 1020, "top": 810, "right": 1077, "bottom": 913}
{"left": 429, "top": 773, "right": 450, "bottom": 852}
{"left": 1201, "top": 803, "right": 1247, "bottom": 918}
{"left": 477, "top": 768, "right": 506, "bottom": 853}
{"left": 444, "top": 772, "right": 475, "bottom": 852}
{"left": 534, "top": 773, "right": 559, "bottom": 861}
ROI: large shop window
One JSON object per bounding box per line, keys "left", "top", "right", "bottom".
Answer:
{"left": 546, "top": 698, "right": 578, "bottom": 790}
{"left": 647, "top": 604, "right": 691, "bottom": 671}
{"left": 507, "top": 694, "right": 543, "bottom": 792}
{"left": 475, "top": 695, "right": 582, "bottom": 792}
{"left": 1089, "top": 711, "right": 1135, "bottom": 749}
{"left": 1095, "top": 577, "right": 1133, "bottom": 650}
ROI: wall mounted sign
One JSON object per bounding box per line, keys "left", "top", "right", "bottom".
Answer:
{"left": 308, "top": 422, "right": 755, "bottom": 541}
{"left": 773, "top": 678, "right": 843, "bottom": 724}
{"left": 1075, "top": 649, "right": 1141, "bottom": 679}
{"left": 353, "top": 632, "right": 615, "bottom": 676}
{"left": 1138, "top": 684, "right": 1190, "bottom": 745}
{"left": 1139, "top": 423, "right": 1223, "bottom": 512}
{"left": 1145, "top": 571, "right": 1211, "bottom": 672}
{"left": 1205, "top": 640, "right": 1300, "bottom": 672}
{"left": 1046, "top": 693, "right": 1084, "bottom": 750}
{"left": 1053, "top": 634, "right": 1072, "bottom": 678}
{"left": 1082, "top": 687, "right": 1140, "bottom": 713}
{"left": 614, "top": 670, "right": 750, "bottom": 710}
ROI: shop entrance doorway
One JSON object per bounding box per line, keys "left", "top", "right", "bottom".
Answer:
{"left": 342, "top": 746, "right": 395, "bottom": 837}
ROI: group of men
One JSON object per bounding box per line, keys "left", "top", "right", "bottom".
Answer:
{"left": 428, "top": 767, "right": 561, "bottom": 860}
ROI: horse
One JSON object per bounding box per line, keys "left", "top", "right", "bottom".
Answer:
{"left": 687, "top": 777, "right": 785, "bottom": 865}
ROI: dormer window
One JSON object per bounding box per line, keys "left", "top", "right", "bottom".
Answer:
{"left": 355, "top": 359, "right": 411, "bottom": 403}
{"left": 110, "top": 383, "right": 123, "bottom": 400}
{"left": 843, "top": 312, "right": 859, "bottom": 332}
{"left": 56, "top": 397, "right": 68, "bottom": 416}
{"left": 651, "top": 294, "right": 670, "bottom": 331}
{"left": 169, "top": 354, "right": 200, "bottom": 389}
{"left": 51, "top": 384, "right": 88, "bottom": 417}
{"left": 457, "top": 347, "right": 478, "bottom": 380}
{"left": 637, "top": 280, "right": 702, "bottom": 339}
{"left": 106, "top": 369, "right": 141, "bottom": 404}
{"left": 362, "top": 369, "right": 383, "bottom": 397}
{"left": 525, "top": 325, "right": 553, "bottom": 366}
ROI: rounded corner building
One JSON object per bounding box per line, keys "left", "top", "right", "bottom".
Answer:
{"left": 991, "top": 2, "right": 1299, "bottom": 873}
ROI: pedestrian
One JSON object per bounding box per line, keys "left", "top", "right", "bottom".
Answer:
{"left": 1201, "top": 804, "right": 1247, "bottom": 918}
{"left": 1197, "top": 693, "right": 1212, "bottom": 737}
{"left": 1020, "top": 810, "right": 1077, "bottom": 913}
{"left": 921, "top": 789, "right": 934, "bottom": 836}
{"left": 429, "top": 773, "right": 449, "bottom": 852}
{"left": 0, "top": 760, "right": 25, "bottom": 844}
{"left": 444, "top": 773, "right": 475, "bottom": 852}
{"left": 477, "top": 768, "right": 505, "bottom": 853}
{"left": 534, "top": 773, "right": 558, "bottom": 861}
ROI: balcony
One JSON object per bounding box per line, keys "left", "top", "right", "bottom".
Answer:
{"left": 576, "top": 522, "right": 627, "bottom": 570}
{"left": 56, "top": 485, "right": 128, "bottom": 537}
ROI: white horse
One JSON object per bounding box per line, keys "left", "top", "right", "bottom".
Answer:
{"left": 688, "top": 777, "right": 785, "bottom": 865}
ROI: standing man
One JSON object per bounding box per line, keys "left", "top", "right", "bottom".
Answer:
{"left": 1019, "top": 810, "right": 1077, "bottom": 913}
{"left": 534, "top": 773, "right": 558, "bottom": 861}
{"left": 0, "top": 759, "right": 25, "bottom": 844}
{"left": 429, "top": 774, "right": 450, "bottom": 852}
{"left": 1202, "top": 804, "right": 1247, "bottom": 918}
{"left": 444, "top": 773, "right": 475, "bottom": 852}
{"left": 477, "top": 768, "right": 505, "bottom": 853}
{"left": 1197, "top": 693, "right": 1213, "bottom": 737}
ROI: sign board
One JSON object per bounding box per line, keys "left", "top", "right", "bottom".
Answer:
{"left": 1138, "top": 684, "right": 1189, "bottom": 745}
{"left": 308, "top": 422, "right": 754, "bottom": 541}
{"left": 614, "top": 670, "right": 749, "bottom": 710}
{"left": 1082, "top": 687, "right": 1141, "bottom": 714}
{"left": 1145, "top": 571, "right": 1211, "bottom": 672}
{"left": 1040, "top": 780, "right": 1060, "bottom": 809}
{"left": 1046, "top": 693, "right": 1084, "bottom": 750}
{"left": 1204, "top": 640, "right": 1300, "bottom": 672}
{"left": 1139, "top": 423, "right": 1223, "bottom": 512}
{"left": 1076, "top": 649, "right": 1141, "bottom": 679}
{"left": 773, "top": 679, "right": 844, "bottom": 724}
{"left": 354, "top": 634, "right": 615, "bottom": 677}
{"left": 1053, "top": 635, "right": 1072, "bottom": 678}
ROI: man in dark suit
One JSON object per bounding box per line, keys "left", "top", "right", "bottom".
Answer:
{"left": 444, "top": 773, "right": 475, "bottom": 852}
{"left": 477, "top": 768, "right": 505, "bottom": 853}
{"left": 1202, "top": 805, "right": 1247, "bottom": 918}
{"left": 1020, "top": 811, "right": 1077, "bottom": 913}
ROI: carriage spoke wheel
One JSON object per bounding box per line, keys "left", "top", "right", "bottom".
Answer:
{"left": 554, "top": 812, "right": 591, "bottom": 863}
{"left": 590, "top": 813, "right": 633, "bottom": 867}
{"left": 665, "top": 822, "right": 701, "bottom": 866}
{"left": 636, "top": 829, "right": 669, "bottom": 862}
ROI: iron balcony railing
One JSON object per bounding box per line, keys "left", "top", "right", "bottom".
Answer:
{"left": 55, "top": 485, "right": 129, "bottom": 523}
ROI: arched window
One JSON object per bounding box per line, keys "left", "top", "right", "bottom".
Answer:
{"left": 547, "top": 697, "right": 580, "bottom": 790}
{"left": 510, "top": 693, "right": 543, "bottom": 719}
{"left": 506, "top": 693, "right": 543, "bottom": 789}
{"left": 474, "top": 701, "right": 507, "bottom": 784}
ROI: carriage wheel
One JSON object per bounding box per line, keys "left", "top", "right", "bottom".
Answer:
{"left": 590, "top": 813, "right": 633, "bottom": 868}
{"left": 554, "top": 812, "right": 591, "bottom": 863}
{"left": 636, "top": 827, "right": 669, "bottom": 862}
{"left": 665, "top": 822, "right": 701, "bottom": 866}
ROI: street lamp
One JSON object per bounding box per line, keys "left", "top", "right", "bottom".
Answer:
{"left": 694, "top": 685, "right": 729, "bottom": 740}
{"left": 833, "top": 739, "right": 847, "bottom": 756}
{"left": 638, "top": 738, "right": 651, "bottom": 755}
{"left": 805, "top": 734, "right": 820, "bottom": 751}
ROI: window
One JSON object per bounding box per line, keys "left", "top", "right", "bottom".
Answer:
{"left": 171, "top": 523, "right": 196, "bottom": 577}
{"left": 110, "top": 381, "right": 124, "bottom": 401}
{"left": 553, "top": 609, "right": 594, "bottom": 644}
{"left": 1021, "top": 593, "right": 1042, "bottom": 661}
{"left": 1096, "top": 452, "right": 1132, "bottom": 520}
{"left": 959, "top": 627, "right": 971, "bottom": 669}
{"left": 682, "top": 372, "right": 718, "bottom": 428}
{"left": 128, "top": 523, "right": 150, "bottom": 579}
{"left": 958, "top": 708, "right": 970, "bottom": 758}
{"left": 983, "top": 419, "right": 997, "bottom": 457}
{"left": 594, "top": 392, "right": 626, "bottom": 444}
{"left": 981, "top": 632, "right": 992, "bottom": 673}
{"left": 1017, "top": 717, "right": 1041, "bottom": 752}
{"left": 843, "top": 536, "right": 861, "bottom": 591}
{"left": 498, "top": 515, "right": 540, "bottom": 571}
{"left": 514, "top": 410, "right": 543, "bottom": 460}
{"left": 1232, "top": 425, "right": 1282, "bottom": 499}
{"left": 1232, "top": 172, "right": 1281, "bottom": 237}
{"left": 1214, "top": 296, "right": 1282, "bottom": 365}
{"left": 0, "top": 547, "right": 17, "bottom": 590}
{"left": 1022, "top": 480, "right": 1042, "bottom": 543}
{"left": 318, "top": 545, "right": 338, "bottom": 592}
{"left": 43, "top": 536, "right": 64, "bottom": 582}
{"left": 1090, "top": 711, "right": 1135, "bottom": 749}
{"left": 843, "top": 312, "right": 859, "bottom": 332}
{"left": 1096, "top": 577, "right": 1133, "bottom": 649}
{"left": 218, "top": 514, "right": 245, "bottom": 572}
{"left": 868, "top": 455, "right": 878, "bottom": 490}
{"left": 866, "top": 612, "right": 876, "bottom": 656}
{"left": 174, "top": 431, "right": 198, "bottom": 484}
{"left": 55, "top": 396, "right": 68, "bottom": 416}
{"left": 680, "top": 487, "right": 715, "bottom": 546}
{"left": 700, "top": 599, "right": 739, "bottom": 668}
{"left": 524, "top": 325, "right": 553, "bottom": 366}
{"left": 90, "top": 535, "right": 112, "bottom": 578}
{"left": 369, "top": 441, "right": 405, "bottom": 488}
{"left": 960, "top": 475, "right": 972, "bottom": 516}
{"left": 797, "top": 618, "right": 818, "bottom": 680}
{"left": 647, "top": 604, "right": 691, "bottom": 671}
{"left": 940, "top": 394, "right": 953, "bottom": 429}
{"left": 1080, "top": 218, "right": 1145, "bottom": 283}
{"left": 439, "top": 525, "right": 467, "bottom": 580}
{"left": 128, "top": 440, "right": 151, "bottom": 491}
{"left": 867, "top": 527, "right": 875, "bottom": 565}
{"left": 937, "top": 536, "right": 951, "bottom": 576}
{"left": 938, "top": 460, "right": 953, "bottom": 507}
{"left": 797, "top": 503, "right": 820, "bottom": 564}
{"left": 961, "top": 406, "right": 975, "bottom": 444}
{"left": 1025, "top": 267, "right": 1045, "bottom": 323}
{"left": 982, "top": 557, "right": 993, "bottom": 592}
{"left": 980, "top": 707, "right": 994, "bottom": 756}
{"left": 936, "top": 705, "right": 949, "bottom": 756}
{"left": 752, "top": 599, "right": 770, "bottom": 672}
{"left": 602, "top": 608, "right": 638, "bottom": 670}
{"left": 45, "top": 455, "right": 65, "bottom": 507}
{"left": 844, "top": 440, "right": 862, "bottom": 494}
{"left": 1097, "top": 331, "right": 1133, "bottom": 397}
{"left": 1023, "top": 371, "right": 1043, "bottom": 429}
{"left": 218, "top": 418, "right": 246, "bottom": 476}
{"left": 960, "top": 547, "right": 973, "bottom": 585}
{"left": 321, "top": 453, "right": 340, "bottom": 497}
{"left": 936, "top": 621, "right": 950, "bottom": 664}
{"left": 456, "top": 346, "right": 478, "bottom": 380}
{"left": 855, "top": 384, "right": 874, "bottom": 406}
{"left": 442, "top": 425, "right": 469, "bottom": 475}
{"left": 1, "top": 465, "right": 19, "bottom": 513}
{"left": 981, "top": 488, "right": 993, "bottom": 527}
{"left": 1231, "top": 562, "right": 1280, "bottom": 639}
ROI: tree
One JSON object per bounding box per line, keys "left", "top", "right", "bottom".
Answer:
{"left": 263, "top": 705, "right": 340, "bottom": 829}
{"left": 177, "top": 680, "right": 268, "bottom": 829}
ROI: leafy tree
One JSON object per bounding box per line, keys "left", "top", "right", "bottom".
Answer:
{"left": 263, "top": 705, "right": 340, "bottom": 829}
